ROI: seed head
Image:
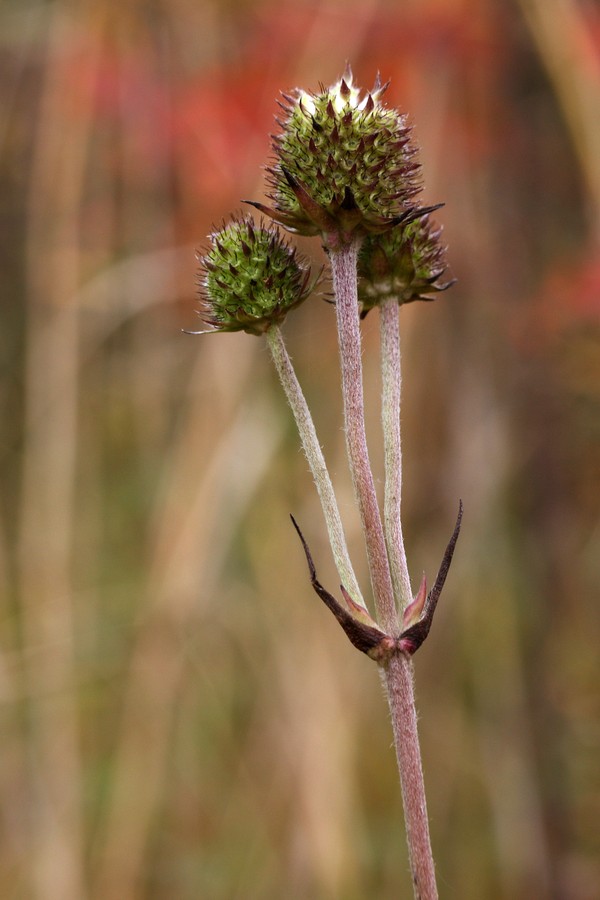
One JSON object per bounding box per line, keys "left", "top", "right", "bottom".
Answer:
{"left": 358, "top": 215, "right": 455, "bottom": 316}
{"left": 246, "top": 67, "right": 432, "bottom": 247}
{"left": 194, "top": 216, "right": 316, "bottom": 336}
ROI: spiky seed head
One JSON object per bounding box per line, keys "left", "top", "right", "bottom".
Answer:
{"left": 358, "top": 215, "right": 455, "bottom": 316}
{"left": 246, "top": 67, "right": 428, "bottom": 247}
{"left": 196, "top": 216, "right": 316, "bottom": 335}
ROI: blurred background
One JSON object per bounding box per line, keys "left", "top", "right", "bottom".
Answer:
{"left": 1, "top": 0, "right": 599, "bottom": 897}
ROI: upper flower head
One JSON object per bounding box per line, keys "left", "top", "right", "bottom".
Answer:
{"left": 358, "top": 215, "right": 455, "bottom": 316}
{"left": 194, "top": 215, "right": 316, "bottom": 336}
{"left": 246, "top": 67, "right": 436, "bottom": 248}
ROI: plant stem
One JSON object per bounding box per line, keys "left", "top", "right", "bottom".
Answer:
{"left": 380, "top": 299, "right": 413, "bottom": 610}
{"left": 266, "top": 324, "right": 366, "bottom": 609}
{"left": 329, "top": 241, "right": 397, "bottom": 635}
{"left": 330, "top": 246, "right": 438, "bottom": 899}
{"left": 381, "top": 302, "right": 438, "bottom": 895}
{"left": 385, "top": 654, "right": 438, "bottom": 900}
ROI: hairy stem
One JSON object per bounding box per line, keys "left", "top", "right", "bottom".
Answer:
{"left": 266, "top": 324, "right": 365, "bottom": 608}
{"left": 330, "top": 247, "right": 437, "bottom": 899}
{"left": 329, "top": 242, "right": 398, "bottom": 634}
{"left": 385, "top": 655, "right": 438, "bottom": 900}
{"left": 380, "top": 299, "right": 413, "bottom": 610}
{"left": 380, "top": 301, "right": 438, "bottom": 897}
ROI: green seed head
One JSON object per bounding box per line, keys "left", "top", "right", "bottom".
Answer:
{"left": 197, "top": 216, "right": 316, "bottom": 335}
{"left": 246, "top": 67, "right": 430, "bottom": 246}
{"left": 358, "top": 215, "right": 455, "bottom": 316}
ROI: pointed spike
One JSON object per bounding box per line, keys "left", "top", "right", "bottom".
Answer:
{"left": 423, "top": 500, "right": 463, "bottom": 619}
{"left": 242, "top": 199, "right": 269, "bottom": 213}
{"left": 440, "top": 277, "right": 458, "bottom": 291}
{"left": 326, "top": 99, "right": 335, "bottom": 118}
{"left": 300, "top": 268, "right": 311, "bottom": 295}
{"left": 339, "top": 77, "right": 351, "bottom": 99}
{"left": 398, "top": 501, "right": 463, "bottom": 655}
{"left": 392, "top": 203, "right": 445, "bottom": 228}
{"left": 281, "top": 166, "right": 298, "bottom": 188}
{"left": 241, "top": 199, "right": 297, "bottom": 229}
{"left": 340, "top": 186, "right": 358, "bottom": 211}
{"left": 369, "top": 158, "right": 388, "bottom": 174}
{"left": 340, "top": 586, "right": 378, "bottom": 627}
{"left": 376, "top": 79, "right": 391, "bottom": 99}
{"left": 340, "top": 584, "right": 359, "bottom": 614}
{"left": 340, "top": 585, "right": 364, "bottom": 615}
{"left": 311, "top": 263, "right": 325, "bottom": 293}
{"left": 279, "top": 167, "right": 338, "bottom": 232}
{"left": 182, "top": 327, "right": 216, "bottom": 335}
{"left": 290, "top": 516, "right": 390, "bottom": 659}
{"left": 364, "top": 94, "right": 375, "bottom": 113}
{"left": 402, "top": 574, "right": 427, "bottom": 629}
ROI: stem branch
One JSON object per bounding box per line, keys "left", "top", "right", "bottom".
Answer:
{"left": 266, "top": 324, "right": 365, "bottom": 608}
{"left": 329, "top": 242, "right": 398, "bottom": 634}
{"left": 330, "top": 247, "right": 437, "bottom": 899}
{"left": 380, "top": 299, "right": 413, "bottom": 610}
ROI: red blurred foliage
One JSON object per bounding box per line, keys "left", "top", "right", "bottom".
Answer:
{"left": 574, "top": 2, "right": 600, "bottom": 79}
{"left": 172, "top": 64, "right": 277, "bottom": 206}
{"left": 68, "top": 44, "right": 171, "bottom": 152}
{"left": 516, "top": 246, "right": 600, "bottom": 353}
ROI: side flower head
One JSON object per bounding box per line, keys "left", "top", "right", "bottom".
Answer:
{"left": 192, "top": 215, "right": 317, "bottom": 336}
{"left": 358, "top": 215, "right": 456, "bottom": 317}
{"left": 246, "top": 66, "right": 440, "bottom": 247}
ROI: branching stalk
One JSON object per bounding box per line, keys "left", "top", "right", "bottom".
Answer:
{"left": 380, "top": 299, "right": 413, "bottom": 610}
{"left": 330, "top": 245, "right": 438, "bottom": 900}
{"left": 266, "top": 324, "right": 365, "bottom": 609}
{"left": 329, "top": 241, "right": 398, "bottom": 636}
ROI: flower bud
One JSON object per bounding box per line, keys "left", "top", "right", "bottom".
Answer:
{"left": 246, "top": 67, "right": 433, "bottom": 246}
{"left": 358, "top": 215, "right": 455, "bottom": 316}
{"left": 195, "top": 216, "right": 316, "bottom": 335}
